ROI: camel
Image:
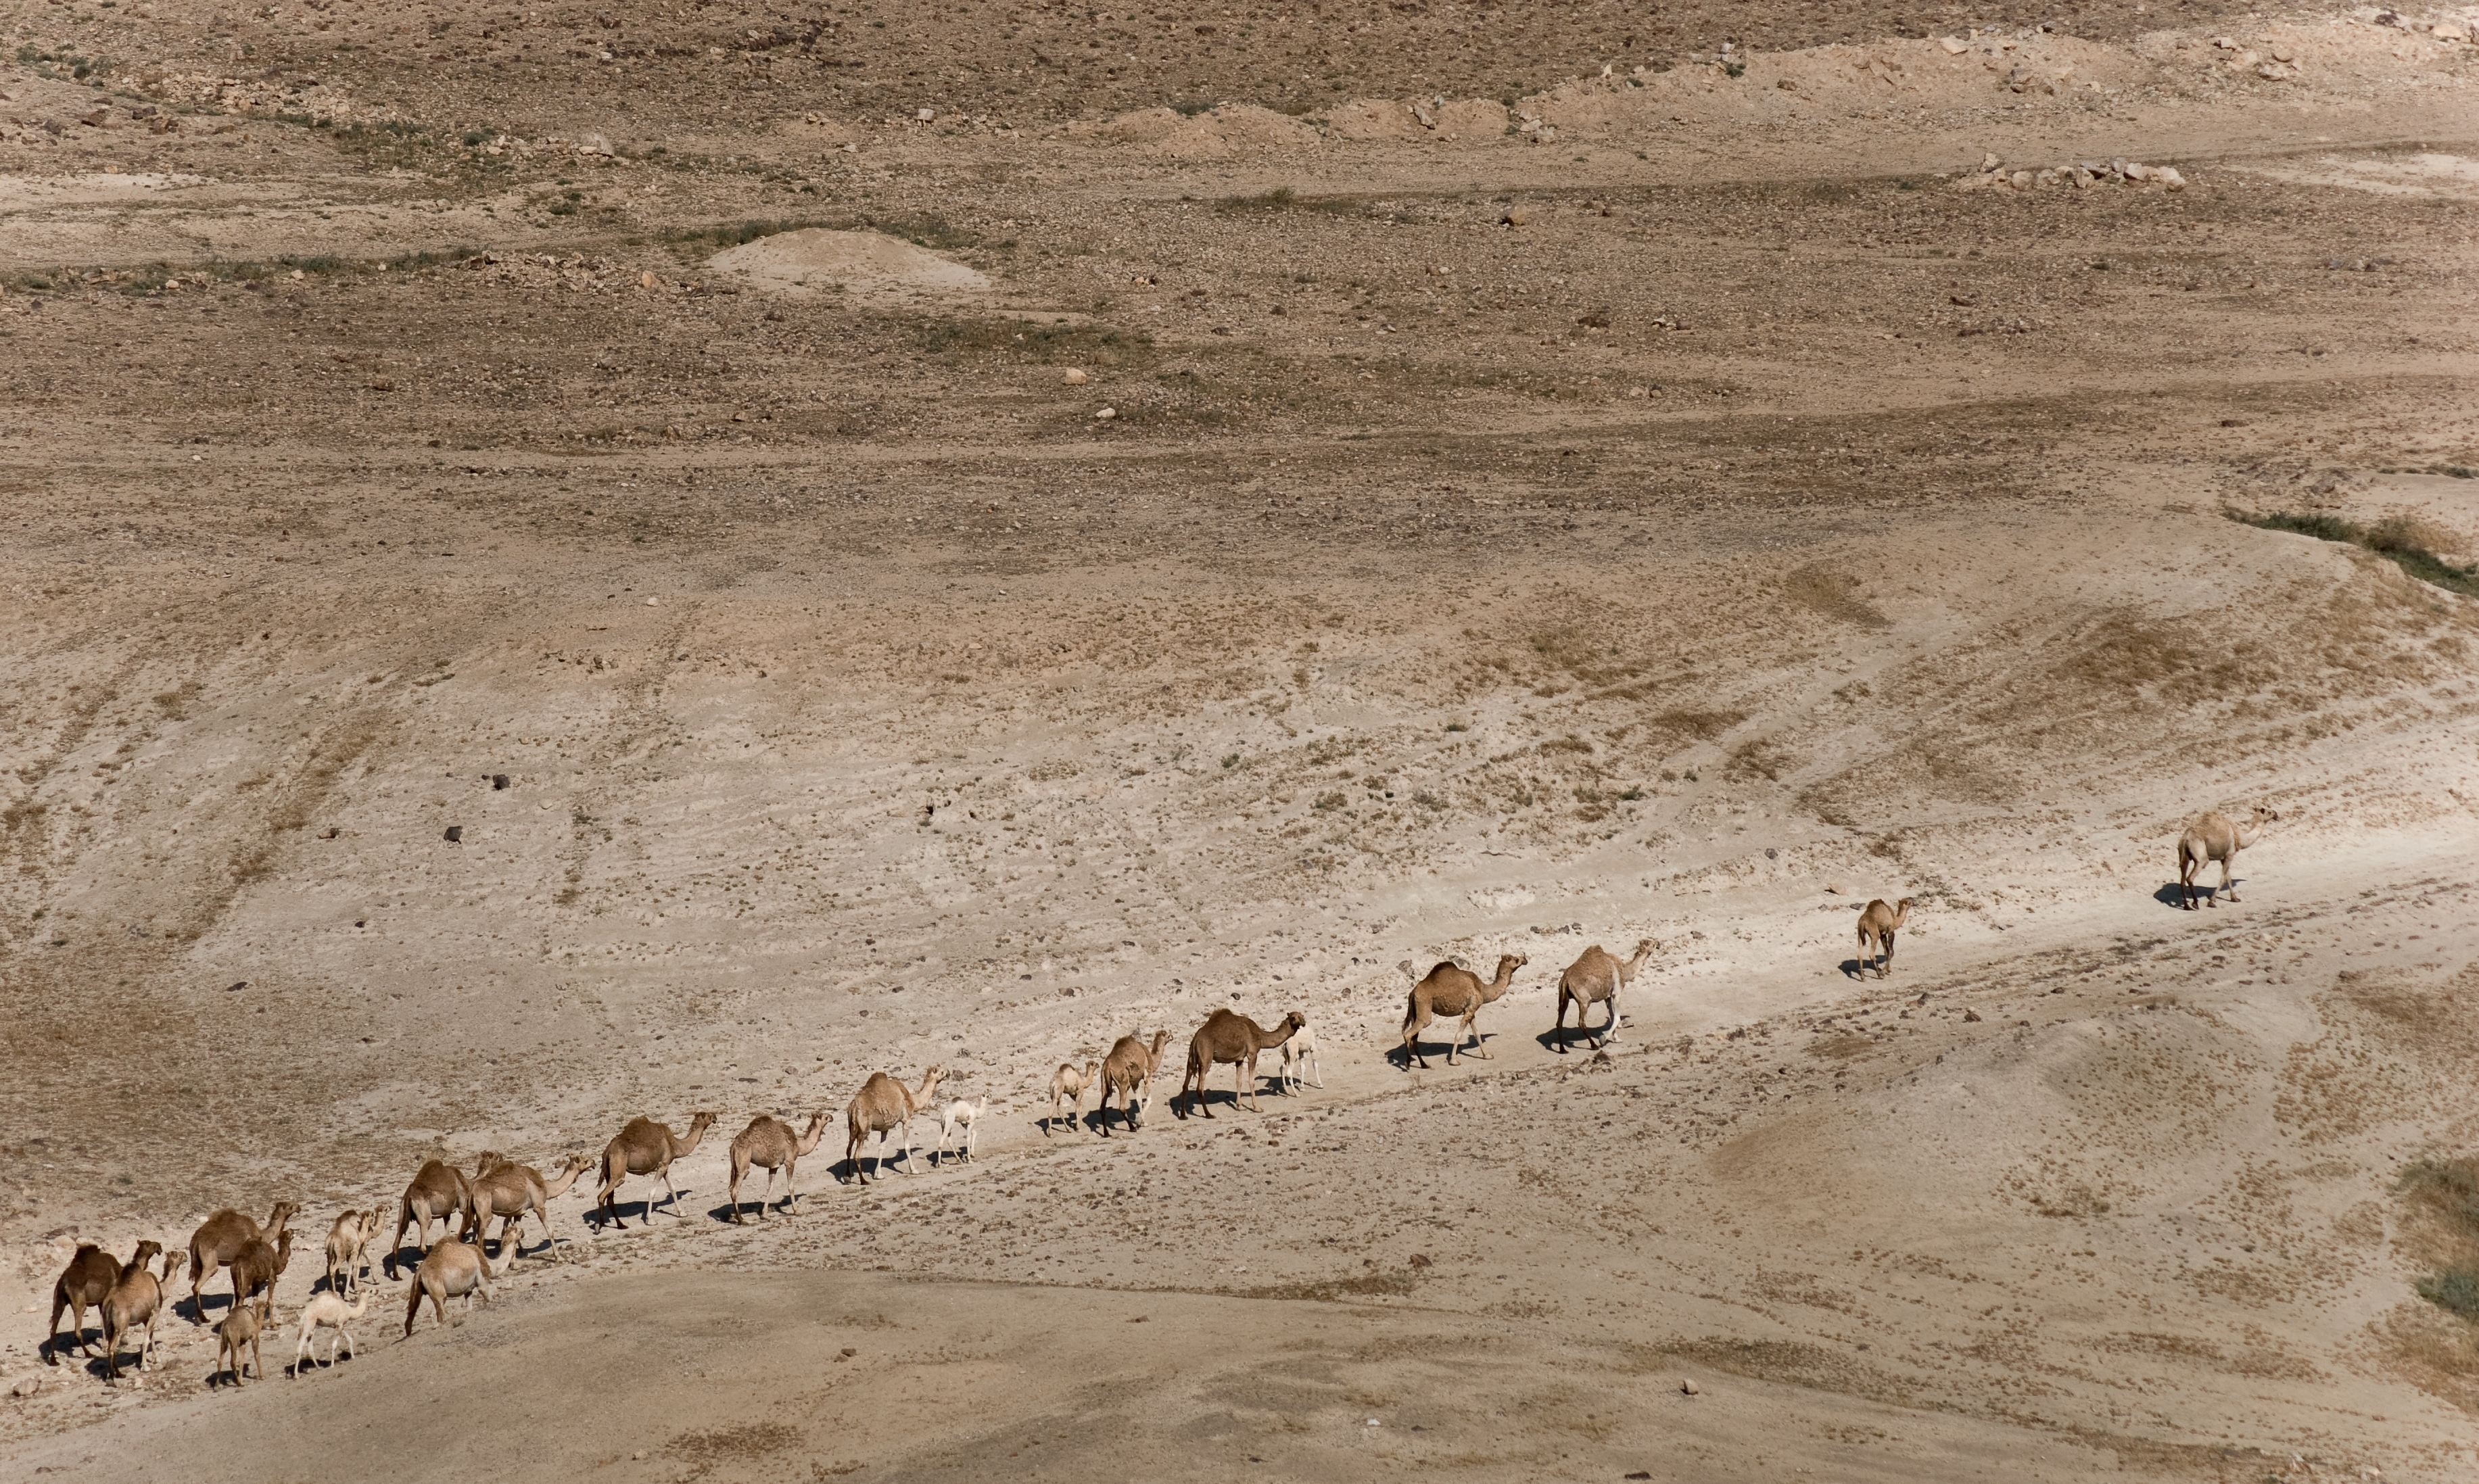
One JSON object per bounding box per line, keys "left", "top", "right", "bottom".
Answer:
{"left": 46, "top": 1242, "right": 119, "bottom": 1364}
{"left": 1400, "top": 954, "right": 1526, "bottom": 1069}
{"left": 324, "top": 1207, "right": 381, "bottom": 1296}
{"left": 727, "top": 1111, "right": 830, "bottom": 1223}
{"left": 1046, "top": 1059, "right": 1100, "bottom": 1136}
{"left": 1099, "top": 1028, "right": 1171, "bottom": 1135}
{"left": 595, "top": 1111, "right": 717, "bottom": 1229}
{"left": 229, "top": 1227, "right": 293, "bottom": 1324}
{"left": 469, "top": 1151, "right": 592, "bottom": 1258}
{"left": 292, "top": 1288, "right": 372, "bottom": 1376}
{"left": 1554, "top": 938, "right": 1657, "bottom": 1053}
{"left": 937, "top": 1099, "right": 987, "bottom": 1164}
{"left": 1178, "top": 1009, "right": 1304, "bottom": 1118}
{"left": 214, "top": 1302, "right": 264, "bottom": 1387}
{"left": 844, "top": 1066, "right": 943, "bottom": 1184}
{"left": 2179, "top": 806, "right": 2277, "bottom": 909}
{"left": 1277, "top": 1024, "right": 1325, "bottom": 1093}
{"left": 187, "top": 1199, "right": 297, "bottom": 1321}
{"left": 403, "top": 1234, "right": 494, "bottom": 1338}
{"left": 100, "top": 1241, "right": 170, "bottom": 1383}
{"left": 385, "top": 1158, "right": 481, "bottom": 1277}
{"left": 1856, "top": 898, "right": 1916, "bottom": 979}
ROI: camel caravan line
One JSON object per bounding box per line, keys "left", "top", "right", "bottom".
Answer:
{"left": 41, "top": 808, "right": 2274, "bottom": 1384}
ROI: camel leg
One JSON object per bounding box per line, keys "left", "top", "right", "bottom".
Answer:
{"left": 901, "top": 1115, "right": 923, "bottom": 1174}
{"left": 1464, "top": 1008, "right": 1492, "bottom": 1059}
{"left": 1879, "top": 930, "right": 1895, "bottom": 978}
{"left": 2221, "top": 855, "right": 2238, "bottom": 904}
{"left": 1599, "top": 990, "right": 1620, "bottom": 1047}
{"left": 660, "top": 1166, "right": 687, "bottom": 1218}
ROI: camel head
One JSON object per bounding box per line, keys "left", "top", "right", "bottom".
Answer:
{"left": 1279, "top": 1011, "right": 1306, "bottom": 1036}
{"left": 267, "top": 1201, "right": 300, "bottom": 1236}
{"left": 686, "top": 1111, "right": 720, "bottom": 1134}
{"left": 1492, "top": 953, "right": 1528, "bottom": 981}
{"left": 915, "top": 1066, "right": 945, "bottom": 1103}
{"left": 126, "top": 1239, "right": 164, "bottom": 1273}
{"left": 472, "top": 1151, "right": 509, "bottom": 1176}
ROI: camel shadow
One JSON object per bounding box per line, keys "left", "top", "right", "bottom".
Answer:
{"left": 582, "top": 1193, "right": 680, "bottom": 1232}
{"left": 2156, "top": 879, "right": 2244, "bottom": 909}
{"left": 1390, "top": 1031, "right": 1493, "bottom": 1069}
{"left": 1838, "top": 957, "right": 1877, "bottom": 981}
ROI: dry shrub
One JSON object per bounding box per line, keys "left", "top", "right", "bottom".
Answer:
{"left": 669, "top": 1421, "right": 803, "bottom": 1460}
{"left": 1782, "top": 565, "right": 1891, "bottom": 629}
{"left": 2386, "top": 1154, "right": 2479, "bottom": 1410}
{"left": 1647, "top": 708, "right": 1743, "bottom": 742}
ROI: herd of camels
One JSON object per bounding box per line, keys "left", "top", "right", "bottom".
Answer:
{"left": 43, "top": 807, "right": 2273, "bottom": 1385}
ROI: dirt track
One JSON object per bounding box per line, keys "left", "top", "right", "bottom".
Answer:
{"left": 4, "top": 0, "right": 2479, "bottom": 1478}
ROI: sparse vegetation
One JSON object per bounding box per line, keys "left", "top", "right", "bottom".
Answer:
{"left": 2236, "top": 510, "right": 2478, "bottom": 597}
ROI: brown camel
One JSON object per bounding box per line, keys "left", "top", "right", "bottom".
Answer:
{"left": 1554, "top": 938, "right": 1657, "bottom": 1053}
{"left": 1400, "top": 954, "right": 1526, "bottom": 1069}
{"left": 468, "top": 1151, "right": 592, "bottom": 1260}
{"left": 1177, "top": 1009, "right": 1304, "bottom": 1118}
{"left": 214, "top": 1303, "right": 264, "bottom": 1387}
{"left": 100, "top": 1241, "right": 171, "bottom": 1383}
{"left": 595, "top": 1111, "right": 718, "bottom": 1229}
{"left": 402, "top": 1235, "right": 494, "bottom": 1338}
{"left": 187, "top": 1200, "right": 297, "bottom": 1321}
{"left": 727, "top": 1109, "right": 831, "bottom": 1223}
{"left": 1856, "top": 897, "right": 1916, "bottom": 979}
{"left": 385, "top": 1158, "right": 481, "bottom": 1278}
{"left": 47, "top": 1242, "right": 120, "bottom": 1364}
{"left": 229, "top": 1227, "right": 293, "bottom": 1324}
{"left": 1097, "top": 1029, "right": 1171, "bottom": 1135}
{"left": 844, "top": 1066, "right": 943, "bottom": 1184}
{"left": 2179, "top": 806, "right": 2277, "bottom": 909}
{"left": 1046, "top": 1059, "right": 1100, "bottom": 1136}
{"left": 324, "top": 1207, "right": 381, "bottom": 1297}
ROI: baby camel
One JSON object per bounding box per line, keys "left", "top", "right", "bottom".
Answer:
{"left": 596, "top": 1111, "right": 718, "bottom": 1229}
{"left": 469, "top": 1150, "right": 592, "bottom": 1260}
{"left": 1277, "top": 1024, "right": 1325, "bottom": 1093}
{"left": 386, "top": 1158, "right": 479, "bottom": 1278}
{"left": 845, "top": 1066, "right": 943, "bottom": 1184}
{"left": 100, "top": 1241, "right": 172, "bottom": 1383}
{"left": 2179, "top": 805, "right": 2277, "bottom": 909}
{"left": 727, "top": 1110, "right": 830, "bottom": 1223}
{"left": 214, "top": 1303, "right": 264, "bottom": 1387}
{"left": 404, "top": 1235, "right": 495, "bottom": 1338}
{"left": 324, "top": 1207, "right": 381, "bottom": 1297}
{"left": 937, "top": 1099, "right": 988, "bottom": 1164}
{"left": 1554, "top": 938, "right": 1657, "bottom": 1053}
{"left": 187, "top": 1200, "right": 296, "bottom": 1322}
{"left": 1099, "top": 1029, "right": 1171, "bottom": 1135}
{"left": 1178, "top": 1009, "right": 1304, "bottom": 1119}
{"left": 1046, "top": 1060, "right": 1100, "bottom": 1136}
{"left": 47, "top": 1242, "right": 120, "bottom": 1364}
{"left": 1856, "top": 897, "right": 1916, "bottom": 980}
{"left": 291, "top": 1289, "right": 372, "bottom": 1375}
{"left": 1400, "top": 954, "right": 1526, "bottom": 1069}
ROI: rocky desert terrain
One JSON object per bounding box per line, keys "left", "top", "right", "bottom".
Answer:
{"left": 3, "top": 0, "right": 2478, "bottom": 1478}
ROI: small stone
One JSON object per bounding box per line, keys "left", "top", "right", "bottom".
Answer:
{"left": 443, "top": 825, "right": 464, "bottom": 843}
{"left": 1963, "top": 1009, "right": 1983, "bottom": 1022}
{"left": 2010, "top": 170, "right": 2033, "bottom": 190}
{"left": 2436, "top": 20, "right": 2470, "bottom": 41}
{"left": 2213, "top": 34, "right": 2236, "bottom": 49}
{"left": 1941, "top": 35, "right": 1968, "bottom": 52}
{"left": 644, "top": 597, "right": 659, "bottom": 606}
{"left": 1062, "top": 368, "right": 1087, "bottom": 385}
{"left": 1095, "top": 407, "right": 1116, "bottom": 421}
{"left": 1680, "top": 1378, "right": 1701, "bottom": 1395}
{"left": 639, "top": 271, "right": 657, "bottom": 289}
{"left": 1776, "top": 77, "right": 1797, "bottom": 91}
{"left": 916, "top": 107, "right": 937, "bottom": 122}
{"left": 579, "top": 133, "right": 613, "bottom": 156}
{"left": 491, "top": 774, "right": 511, "bottom": 790}
{"left": 11, "top": 1376, "right": 41, "bottom": 1397}
{"left": 2271, "top": 44, "right": 2296, "bottom": 61}
{"left": 1501, "top": 206, "right": 1530, "bottom": 226}
{"left": 1979, "top": 151, "right": 2002, "bottom": 172}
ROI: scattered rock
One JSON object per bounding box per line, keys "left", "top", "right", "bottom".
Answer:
{"left": 1963, "top": 1008, "right": 1983, "bottom": 1022}
{"left": 2434, "top": 19, "right": 2469, "bottom": 41}
{"left": 1062, "top": 368, "right": 1087, "bottom": 385}
{"left": 11, "top": 1376, "right": 41, "bottom": 1397}
{"left": 1680, "top": 1378, "right": 1702, "bottom": 1395}
{"left": 491, "top": 773, "right": 511, "bottom": 790}
{"left": 644, "top": 597, "right": 659, "bottom": 606}
{"left": 1941, "top": 35, "right": 1969, "bottom": 53}
{"left": 443, "top": 825, "right": 464, "bottom": 843}
{"left": 577, "top": 133, "right": 613, "bottom": 156}
{"left": 916, "top": 107, "right": 937, "bottom": 122}
{"left": 1095, "top": 407, "right": 1117, "bottom": 421}
{"left": 1501, "top": 206, "right": 1530, "bottom": 226}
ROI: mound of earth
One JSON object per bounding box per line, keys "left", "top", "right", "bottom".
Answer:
{"left": 705, "top": 228, "right": 991, "bottom": 300}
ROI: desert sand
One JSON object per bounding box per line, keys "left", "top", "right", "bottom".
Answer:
{"left": 4, "top": 1, "right": 2479, "bottom": 1479}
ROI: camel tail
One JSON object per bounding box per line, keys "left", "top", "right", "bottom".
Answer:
{"left": 404, "top": 1280, "right": 424, "bottom": 1337}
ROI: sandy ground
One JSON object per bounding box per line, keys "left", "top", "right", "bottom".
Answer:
{"left": 4, "top": 0, "right": 2479, "bottom": 1478}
